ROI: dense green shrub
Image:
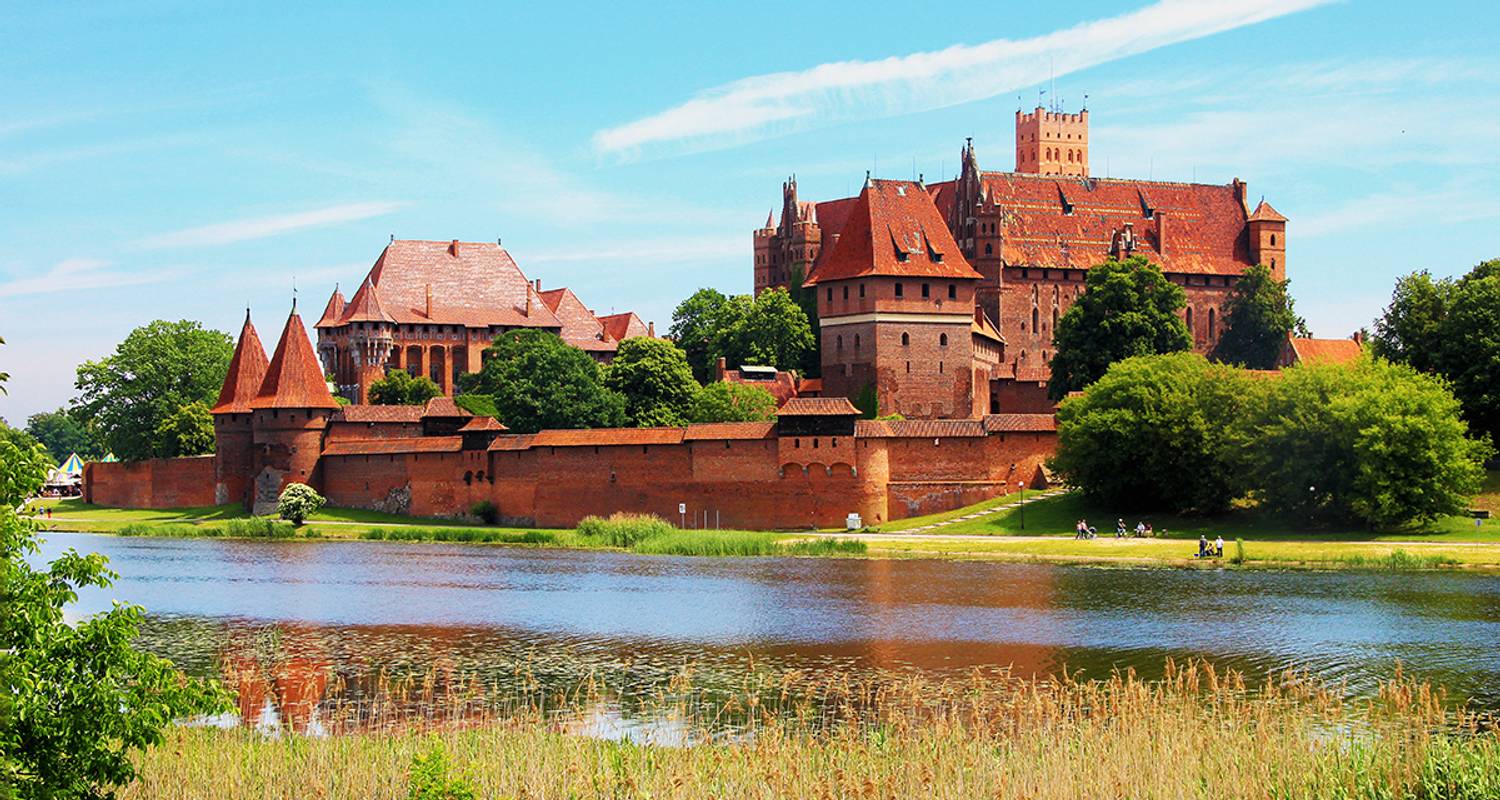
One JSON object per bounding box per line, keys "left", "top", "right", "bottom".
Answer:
{"left": 276, "top": 483, "right": 325, "bottom": 526}
{"left": 575, "top": 513, "right": 676, "bottom": 547}
{"left": 406, "top": 743, "right": 476, "bottom": 800}
{"left": 782, "top": 538, "right": 867, "bottom": 556}
{"left": 470, "top": 500, "right": 499, "bottom": 525}
{"left": 360, "top": 527, "right": 553, "bottom": 545}
{"left": 118, "top": 522, "right": 216, "bottom": 537}
{"left": 630, "top": 530, "right": 781, "bottom": 556}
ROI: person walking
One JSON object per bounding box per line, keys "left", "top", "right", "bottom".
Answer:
{"left": 1215, "top": 535, "right": 1225, "bottom": 558}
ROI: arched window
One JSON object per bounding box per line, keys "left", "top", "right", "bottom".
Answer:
{"left": 1271, "top": 257, "right": 1277, "bottom": 271}
{"left": 984, "top": 243, "right": 992, "bottom": 255}
{"left": 1032, "top": 306, "right": 1039, "bottom": 335}
{"left": 1208, "top": 307, "right": 1217, "bottom": 339}
{"left": 940, "top": 333, "right": 948, "bottom": 347}
{"left": 895, "top": 282, "right": 904, "bottom": 297}
{"left": 1270, "top": 233, "right": 1277, "bottom": 246}
{"left": 1052, "top": 307, "right": 1058, "bottom": 333}
{"left": 1186, "top": 306, "right": 1194, "bottom": 333}
{"left": 901, "top": 332, "right": 910, "bottom": 346}
{"left": 842, "top": 285, "right": 849, "bottom": 300}
{"left": 836, "top": 335, "right": 843, "bottom": 351}
{"left": 854, "top": 334, "right": 861, "bottom": 349}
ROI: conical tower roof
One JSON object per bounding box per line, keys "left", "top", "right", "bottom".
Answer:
{"left": 341, "top": 277, "right": 395, "bottom": 323}
{"left": 251, "top": 304, "right": 339, "bottom": 410}
{"left": 212, "top": 310, "right": 271, "bottom": 414}
{"left": 1247, "top": 199, "right": 1287, "bottom": 222}
{"left": 314, "top": 287, "right": 346, "bottom": 329}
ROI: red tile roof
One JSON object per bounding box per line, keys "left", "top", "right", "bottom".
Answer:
{"left": 422, "top": 396, "right": 472, "bottom": 418}
{"left": 1287, "top": 337, "right": 1363, "bottom": 366}
{"left": 458, "top": 416, "right": 507, "bottom": 432}
{"left": 720, "top": 368, "right": 800, "bottom": 405}
{"left": 969, "top": 173, "right": 1255, "bottom": 276}
{"left": 1248, "top": 200, "right": 1287, "bottom": 223}
{"left": 341, "top": 278, "right": 396, "bottom": 323}
{"left": 314, "top": 289, "right": 346, "bottom": 329}
{"left": 333, "top": 405, "right": 425, "bottom": 423}
{"left": 336, "top": 240, "right": 563, "bottom": 329}
{"left": 597, "top": 311, "right": 651, "bottom": 343}
{"left": 972, "top": 307, "right": 1004, "bottom": 343}
{"left": 982, "top": 414, "right": 1057, "bottom": 432}
{"left": 855, "top": 419, "right": 986, "bottom": 438}
{"left": 322, "top": 436, "right": 463, "bottom": 456}
{"left": 530, "top": 427, "right": 686, "bottom": 447}
{"left": 682, "top": 421, "right": 777, "bottom": 440}
{"left": 251, "top": 308, "right": 339, "bottom": 409}
{"left": 487, "top": 434, "right": 535, "bottom": 452}
{"left": 777, "top": 397, "right": 861, "bottom": 416}
{"left": 212, "top": 311, "right": 271, "bottom": 414}
{"left": 796, "top": 377, "right": 823, "bottom": 395}
{"left": 539, "top": 287, "right": 616, "bottom": 351}
{"left": 805, "top": 180, "right": 983, "bottom": 285}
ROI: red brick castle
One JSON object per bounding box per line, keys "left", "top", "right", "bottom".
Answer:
{"left": 756, "top": 105, "right": 1287, "bottom": 417}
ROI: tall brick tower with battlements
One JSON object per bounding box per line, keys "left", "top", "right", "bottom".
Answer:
{"left": 1015, "top": 106, "right": 1088, "bottom": 176}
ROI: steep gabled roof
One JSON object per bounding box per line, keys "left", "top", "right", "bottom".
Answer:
{"left": 597, "top": 311, "right": 651, "bottom": 343}
{"left": 1287, "top": 336, "right": 1362, "bottom": 366}
{"left": 251, "top": 306, "right": 339, "bottom": 409}
{"left": 805, "top": 180, "right": 982, "bottom": 285}
{"left": 211, "top": 311, "right": 271, "bottom": 414}
{"left": 339, "top": 240, "right": 562, "bottom": 328}
{"left": 1247, "top": 199, "right": 1287, "bottom": 223}
{"left": 776, "top": 397, "right": 861, "bottom": 416}
{"left": 539, "top": 287, "right": 615, "bottom": 351}
{"left": 421, "top": 396, "right": 472, "bottom": 419}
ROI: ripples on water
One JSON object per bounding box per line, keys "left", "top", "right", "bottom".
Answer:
{"left": 35, "top": 532, "right": 1500, "bottom": 733}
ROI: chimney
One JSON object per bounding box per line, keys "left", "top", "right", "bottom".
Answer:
{"left": 1232, "top": 178, "right": 1247, "bottom": 211}
{"left": 448, "top": 239, "right": 460, "bottom": 257}
{"left": 534, "top": 278, "right": 541, "bottom": 292}
{"left": 425, "top": 284, "right": 432, "bottom": 318}
{"left": 647, "top": 321, "right": 655, "bottom": 338}
{"left": 1153, "top": 211, "right": 1167, "bottom": 256}
{"left": 716, "top": 356, "right": 727, "bottom": 381}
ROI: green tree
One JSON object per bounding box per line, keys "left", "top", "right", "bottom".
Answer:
{"left": 688, "top": 381, "right": 778, "bottom": 423}
{"left": 733, "top": 287, "right": 816, "bottom": 371}
{"left": 1211, "top": 264, "right": 1306, "bottom": 369}
{"left": 0, "top": 335, "right": 9, "bottom": 394}
{"left": 669, "top": 288, "right": 747, "bottom": 383}
{"left": 0, "top": 429, "right": 228, "bottom": 797}
{"left": 603, "top": 337, "right": 700, "bottom": 427}
{"left": 71, "top": 320, "right": 233, "bottom": 461}
{"left": 1245, "top": 359, "right": 1492, "bottom": 526}
{"left": 1051, "top": 353, "right": 1257, "bottom": 514}
{"left": 276, "top": 482, "right": 326, "bottom": 526}
{"left": 1435, "top": 265, "right": 1500, "bottom": 448}
{"left": 459, "top": 330, "right": 626, "bottom": 434}
{"left": 25, "top": 409, "right": 103, "bottom": 463}
{"left": 153, "top": 400, "right": 215, "bottom": 457}
{"left": 1048, "top": 257, "right": 1192, "bottom": 399}
{"left": 0, "top": 420, "right": 46, "bottom": 465}
{"left": 1371, "top": 270, "right": 1451, "bottom": 374}
{"left": 367, "top": 368, "right": 442, "bottom": 405}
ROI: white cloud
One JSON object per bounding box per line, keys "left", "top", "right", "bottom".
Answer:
{"left": 0, "top": 258, "right": 180, "bottom": 298}
{"left": 593, "top": 0, "right": 1332, "bottom": 157}
{"left": 134, "top": 201, "right": 405, "bottom": 249}
{"left": 520, "top": 235, "right": 743, "bottom": 265}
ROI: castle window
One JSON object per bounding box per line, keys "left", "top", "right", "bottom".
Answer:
{"left": 906, "top": 361, "right": 910, "bottom": 373}
{"left": 901, "top": 332, "right": 910, "bottom": 346}
{"left": 984, "top": 243, "right": 992, "bottom": 255}
{"left": 813, "top": 438, "right": 819, "bottom": 449}
{"left": 921, "top": 283, "right": 930, "bottom": 298}
{"left": 948, "top": 283, "right": 957, "bottom": 299}
{"left": 1186, "top": 306, "right": 1194, "bottom": 333}
{"left": 1270, "top": 233, "right": 1277, "bottom": 246}
{"left": 859, "top": 283, "right": 865, "bottom": 298}
{"left": 854, "top": 334, "right": 861, "bottom": 349}
{"left": 837, "top": 335, "right": 843, "bottom": 351}
{"left": 939, "top": 361, "right": 944, "bottom": 373}
{"left": 842, "top": 285, "right": 849, "bottom": 300}
{"left": 827, "top": 287, "right": 833, "bottom": 302}
{"left": 1271, "top": 258, "right": 1277, "bottom": 271}
{"left": 1209, "top": 308, "right": 1217, "bottom": 339}
{"left": 1032, "top": 307, "right": 1039, "bottom": 334}
{"left": 940, "top": 333, "right": 948, "bottom": 347}
{"left": 895, "top": 282, "right": 904, "bottom": 297}
{"left": 794, "top": 439, "right": 800, "bottom": 449}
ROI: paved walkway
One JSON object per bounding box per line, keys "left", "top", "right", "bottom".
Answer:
{"left": 880, "top": 487, "right": 1070, "bottom": 534}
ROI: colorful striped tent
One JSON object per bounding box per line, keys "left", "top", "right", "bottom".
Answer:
{"left": 100, "top": 452, "right": 119, "bottom": 463}
{"left": 59, "top": 452, "right": 85, "bottom": 475}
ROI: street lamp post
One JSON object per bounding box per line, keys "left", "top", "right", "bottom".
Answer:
{"left": 1018, "top": 481, "right": 1027, "bottom": 530}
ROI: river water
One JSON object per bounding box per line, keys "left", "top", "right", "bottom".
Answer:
{"left": 36, "top": 532, "right": 1500, "bottom": 732}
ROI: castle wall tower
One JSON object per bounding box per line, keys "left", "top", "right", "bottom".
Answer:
{"left": 1015, "top": 106, "right": 1088, "bottom": 176}
{"left": 210, "top": 310, "right": 270, "bottom": 508}
{"left": 1247, "top": 199, "right": 1288, "bottom": 282}
{"left": 950, "top": 139, "right": 1006, "bottom": 324}
{"left": 250, "top": 303, "right": 340, "bottom": 515}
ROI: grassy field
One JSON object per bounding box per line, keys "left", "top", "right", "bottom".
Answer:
{"left": 120, "top": 662, "right": 1499, "bottom": 800}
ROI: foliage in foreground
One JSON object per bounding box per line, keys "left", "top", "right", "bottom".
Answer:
{"left": 1211, "top": 262, "right": 1308, "bottom": 369}
{"left": 0, "top": 436, "right": 228, "bottom": 799}
{"left": 669, "top": 287, "right": 816, "bottom": 382}
{"left": 460, "top": 330, "right": 626, "bottom": 434}
{"left": 602, "top": 337, "right": 701, "bottom": 427}
{"left": 1053, "top": 353, "right": 1493, "bottom": 525}
{"left": 1048, "top": 256, "right": 1192, "bottom": 399}
{"left": 688, "top": 381, "right": 778, "bottom": 423}
{"left": 121, "top": 661, "right": 1498, "bottom": 800}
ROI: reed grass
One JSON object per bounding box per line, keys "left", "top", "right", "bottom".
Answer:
{"left": 576, "top": 512, "right": 676, "bottom": 547}
{"left": 118, "top": 522, "right": 218, "bottom": 537}
{"left": 123, "top": 660, "right": 1499, "bottom": 799}
{"left": 358, "top": 527, "right": 555, "bottom": 545}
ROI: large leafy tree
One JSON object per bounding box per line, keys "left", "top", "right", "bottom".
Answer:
{"left": 734, "top": 287, "right": 816, "bottom": 371}
{"left": 669, "top": 289, "right": 747, "bottom": 383}
{"left": 1371, "top": 270, "right": 1450, "bottom": 374}
{"left": 1211, "top": 264, "right": 1306, "bottom": 369}
{"left": 25, "top": 409, "right": 103, "bottom": 463}
{"left": 1372, "top": 260, "right": 1500, "bottom": 446}
{"left": 153, "top": 400, "right": 215, "bottom": 458}
{"left": 1246, "top": 359, "right": 1492, "bottom": 526}
{"left": 1048, "top": 257, "right": 1192, "bottom": 399}
{"left": 459, "top": 330, "right": 625, "bottom": 434}
{"left": 0, "top": 414, "right": 229, "bottom": 796}
{"left": 71, "top": 320, "right": 233, "bottom": 461}
{"left": 1051, "top": 353, "right": 1257, "bottom": 514}
{"left": 603, "top": 337, "right": 700, "bottom": 427}
{"left": 688, "top": 381, "right": 778, "bottom": 423}
{"left": 367, "top": 368, "right": 441, "bottom": 405}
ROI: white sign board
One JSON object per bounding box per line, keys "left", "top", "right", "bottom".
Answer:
{"left": 678, "top": 503, "right": 687, "bottom": 515}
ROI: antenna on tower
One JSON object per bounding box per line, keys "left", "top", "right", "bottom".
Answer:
{"left": 1083, "top": 93, "right": 1089, "bottom": 111}
{"left": 291, "top": 275, "right": 298, "bottom": 311}
{"left": 1050, "top": 56, "right": 1056, "bottom": 112}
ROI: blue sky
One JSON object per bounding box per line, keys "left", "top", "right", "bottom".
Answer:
{"left": 3, "top": 0, "right": 1498, "bottom": 421}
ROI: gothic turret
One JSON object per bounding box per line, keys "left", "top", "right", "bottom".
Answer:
{"left": 249, "top": 303, "right": 337, "bottom": 513}
{"left": 211, "top": 310, "right": 270, "bottom": 506}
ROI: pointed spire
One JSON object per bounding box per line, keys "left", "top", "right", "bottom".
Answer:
{"left": 251, "top": 305, "right": 339, "bottom": 410}
{"left": 314, "top": 285, "right": 347, "bottom": 329}
{"left": 863, "top": 170, "right": 873, "bottom": 190}
{"left": 342, "top": 277, "right": 394, "bottom": 323}
{"left": 765, "top": 211, "right": 775, "bottom": 229}
{"left": 212, "top": 311, "right": 271, "bottom": 414}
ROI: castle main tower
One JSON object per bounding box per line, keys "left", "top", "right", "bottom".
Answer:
{"left": 1015, "top": 106, "right": 1088, "bottom": 176}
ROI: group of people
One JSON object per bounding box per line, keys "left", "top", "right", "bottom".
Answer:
{"left": 1197, "top": 534, "right": 1226, "bottom": 558}
{"left": 1074, "top": 518, "right": 1157, "bottom": 539}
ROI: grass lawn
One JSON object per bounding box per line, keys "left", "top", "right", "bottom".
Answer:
{"left": 31, "top": 497, "right": 495, "bottom": 537}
